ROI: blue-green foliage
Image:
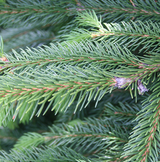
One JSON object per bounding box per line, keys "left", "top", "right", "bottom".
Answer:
{"left": 0, "top": 0, "right": 160, "bottom": 162}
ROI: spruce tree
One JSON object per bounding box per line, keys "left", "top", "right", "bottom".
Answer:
{"left": 0, "top": 0, "right": 160, "bottom": 161}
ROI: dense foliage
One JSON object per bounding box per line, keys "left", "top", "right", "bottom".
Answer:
{"left": 0, "top": 0, "right": 160, "bottom": 161}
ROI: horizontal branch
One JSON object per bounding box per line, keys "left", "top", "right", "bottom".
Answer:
{"left": 1, "top": 55, "right": 159, "bottom": 74}
{"left": 44, "top": 133, "right": 126, "bottom": 142}
{"left": 0, "top": 8, "right": 67, "bottom": 14}
{"left": 101, "top": 7, "right": 160, "bottom": 15}
{"left": 91, "top": 31, "right": 160, "bottom": 40}
{"left": 1, "top": 6, "right": 160, "bottom": 17}
{"left": 0, "top": 76, "right": 148, "bottom": 100}
{"left": 0, "top": 80, "right": 110, "bottom": 98}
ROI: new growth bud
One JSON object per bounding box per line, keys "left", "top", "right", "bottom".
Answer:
{"left": 137, "top": 79, "right": 148, "bottom": 95}
{"left": 114, "top": 77, "right": 148, "bottom": 95}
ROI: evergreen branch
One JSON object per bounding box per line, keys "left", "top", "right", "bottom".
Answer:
{"left": 0, "top": 146, "right": 93, "bottom": 162}
{"left": 114, "top": 54, "right": 160, "bottom": 88}
{"left": 55, "top": 91, "right": 141, "bottom": 124}
{"left": 1, "top": 0, "right": 160, "bottom": 28}
{"left": 0, "top": 41, "right": 140, "bottom": 72}
{"left": 55, "top": 101, "right": 103, "bottom": 124}
{"left": 13, "top": 132, "right": 44, "bottom": 150}
{"left": 12, "top": 118, "right": 127, "bottom": 160}
{"left": 65, "top": 10, "right": 160, "bottom": 53}
{"left": 122, "top": 78, "right": 160, "bottom": 161}
{"left": 0, "top": 61, "right": 149, "bottom": 125}
{"left": 84, "top": 118, "right": 129, "bottom": 140}
{"left": 79, "top": 0, "right": 160, "bottom": 22}
{"left": 55, "top": 91, "right": 144, "bottom": 133}
{"left": 45, "top": 118, "right": 128, "bottom": 160}
{"left": 102, "top": 102, "right": 141, "bottom": 126}
{"left": 0, "top": 40, "right": 151, "bottom": 124}
{"left": 0, "top": 67, "right": 114, "bottom": 124}
{"left": 0, "top": 0, "right": 78, "bottom": 27}
{"left": 0, "top": 1, "right": 160, "bottom": 160}
{"left": 0, "top": 40, "right": 140, "bottom": 73}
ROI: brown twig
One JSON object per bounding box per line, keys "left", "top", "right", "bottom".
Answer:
{"left": 130, "top": 0, "right": 136, "bottom": 7}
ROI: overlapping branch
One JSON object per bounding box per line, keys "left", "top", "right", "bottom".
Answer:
{"left": 0, "top": 2, "right": 160, "bottom": 161}
{"left": 12, "top": 118, "right": 127, "bottom": 161}
{"left": 1, "top": 0, "right": 160, "bottom": 28}
{"left": 122, "top": 79, "right": 160, "bottom": 161}
{"left": 65, "top": 10, "right": 160, "bottom": 53}
{"left": 0, "top": 41, "right": 153, "bottom": 124}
